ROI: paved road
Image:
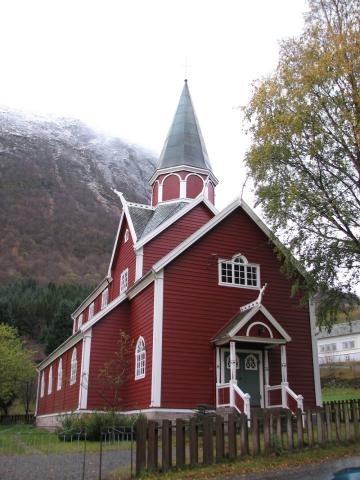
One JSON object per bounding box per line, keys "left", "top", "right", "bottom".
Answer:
{"left": 0, "top": 449, "right": 132, "bottom": 480}
{"left": 223, "top": 456, "right": 360, "bottom": 480}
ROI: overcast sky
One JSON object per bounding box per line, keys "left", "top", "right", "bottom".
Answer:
{"left": 0, "top": 0, "right": 307, "bottom": 208}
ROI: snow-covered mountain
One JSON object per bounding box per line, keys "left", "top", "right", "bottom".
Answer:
{"left": 0, "top": 107, "right": 157, "bottom": 284}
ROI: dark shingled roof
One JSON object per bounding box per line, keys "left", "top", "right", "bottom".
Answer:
{"left": 156, "top": 80, "right": 213, "bottom": 172}
{"left": 128, "top": 201, "right": 189, "bottom": 241}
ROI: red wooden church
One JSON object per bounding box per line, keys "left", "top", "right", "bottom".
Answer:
{"left": 36, "top": 81, "right": 321, "bottom": 427}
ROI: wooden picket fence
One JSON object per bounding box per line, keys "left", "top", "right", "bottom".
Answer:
{"left": 135, "top": 400, "right": 360, "bottom": 476}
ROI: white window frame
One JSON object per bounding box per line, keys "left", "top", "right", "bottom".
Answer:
{"left": 101, "top": 288, "right": 109, "bottom": 309}
{"left": 124, "top": 229, "right": 129, "bottom": 243}
{"left": 70, "top": 348, "right": 77, "bottom": 385}
{"left": 48, "top": 366, "right": 53, "bottom": 394}
{"left": 88, "top": 303, "right": 94, "bottom": 320}
{"left": 120, "top": 268, "right": 129, "bottom": 294}
{"left": 57, "top": 358, "right": 63, "bottom": 391}
{"left": 78, "top": 313, "right": 83, "bottom": 330}
{"left": 40, "top": 371, "right": 45, "bottom": 398}
{"left": 218, "top": 254, "right": 260, "bottom": 289}
{"left": 135, "top": 336, "right": 146, "bottom": 380}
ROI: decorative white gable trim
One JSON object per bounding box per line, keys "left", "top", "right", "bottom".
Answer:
{"left": 309, "top": 297, "right": 322, "bottom": 406}
{"left": 150, "top": 270, "right": 164, "bottom": 407}
{"left": 78, "top": 329, "right": 92, "bottom": 410}
{"left": 246, "top": 321, "right": 273, "bottom": 338}
{"left": 228, "top": 304, "right": 292, "bottom": 342}
{"left": 135, "top": 195, "right": 217, "bottom": 250}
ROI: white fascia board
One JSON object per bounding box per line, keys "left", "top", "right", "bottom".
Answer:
{"left": 107, "top": 210, "right": 125, "bottom": 277}
{"left": 37, "top": 331, "right": 83, "bottom": 371}
{"left": 135, "top": 195, "right": 217, "bottom": 250}
{"left": 228, "top": 306, "right": 261, "bottom": 337}
{"left": 72, "top": 276, "right": 112, "bottom": 319}
{"left": 216, "top": 336, "right": 286, "bottom": 346}
{"left": 309, "top": 297, "right": 322, "bottom": 406}
{"left": 259, "top": 305, "right": 292, "bottom": 342}
{"left": 149, "top": 165, "right": 219, "bottom": 186}
{"left": 152, "top": 198, "right": 242, "bottom": 273}
{"left": 81, "top": 292, "right": 127, "bottom": 332}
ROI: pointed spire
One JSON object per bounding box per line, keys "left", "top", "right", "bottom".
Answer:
{"left": 157, "top": 80, "right": 213, "bottom": 172}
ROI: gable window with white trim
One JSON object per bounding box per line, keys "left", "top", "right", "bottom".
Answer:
{"left": 57, "top": 358, "right": 63, "bottom": 391}
{"left": 120, "top": 268, "right": 129, "bottom": 294}
{"left": 88, "top": 303, "right": 94, "bottom": 320}
{"left": 40, "top": 372, "right": 45, "bottom": 398}
{"left": 219, "top": 254, "right": 259, "bottom": 288}
{"left": 48, "top": 366, "right": 53, "bottom": 394}
{"left": 135, "top": 336, "right": 146, "bottom": 379}
{"left": 70, "top": 348, "right": 77, "bottom": 385}
{"left": 101, "top": 288, "right": 109, "bottom": 309}
{"left": 124, "top": 229, "right": 129, "bottom": 243}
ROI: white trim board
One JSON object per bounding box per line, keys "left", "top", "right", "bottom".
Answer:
{"left": 78, "top": 329, "right": 92, "bottom": 410}
{"left": 72, "top": 276, "right": 112, "bottom": 319}
{"left": 150, "top": 270, "right": 164, "bottom": 407}
{"left": 309, "top": 297, "right": 322, "bottom": 406}
{"left": 37, "top": 332, "right": 83, "bottom": 371}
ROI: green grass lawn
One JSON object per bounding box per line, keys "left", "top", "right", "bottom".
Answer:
{"left": 0, "top": 424, "right": 132, "bottom": 455}
{"left": 322, "top": 387, "right": 360, "bottom": 402}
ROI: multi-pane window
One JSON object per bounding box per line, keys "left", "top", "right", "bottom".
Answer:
{"left": 70, "top": 348, "right": 77, "bottom": 385}
{"left": 120, "top": 269, "right": 129, "bottom": 294}
{"left": 48, "top": 366, "right": 53, "bottom": 394}
{"left": 88, "top": 303, "right": 94, "bottom": 320}
{"left": 343, "top": 340, "right": 355, "bottom": 349}
{"left": 40, "top": 372, "right": 45, "bottom": 398}
{"left": 323, "top": 343, "right": 337, "bottom": 352}
{"left": 135, "top": 337, "right": 146, "bottom": 379}
{"left": 219, "top": 255, "right": 259, "bottom": 288}
{"left": 57, "top": 358, "right": 63, "bottom": 391}
{"left": 101, "top": 288, "right": 109, "bottom": 309}
{"left": 78, "top": 314, "right": 83, "bottom": 329}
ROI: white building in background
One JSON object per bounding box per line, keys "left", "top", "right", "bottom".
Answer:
{"left": 317, "top": 320, "right": 360, "bottom": 364}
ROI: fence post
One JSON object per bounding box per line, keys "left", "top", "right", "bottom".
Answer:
{"left": 147, "top": 420, "right": 158, "bottom": 472}
{"left": 325, "top": 404, "right": 332, "bottom": 444}
{"left": 263, "top": 411, "right": 271, "bottom": 454}
{"left": 189, "top": 417, "right": 198, "bottom": 467}
{"left": 203, "top": 416, "right": 214, "bottom": 465}
{"left": 252, "top": 413, "right": 260, "bottom": 455}
{"left": 344, "top": 403, "right": 351, "bottom": 441}
{"left": 135, "top": 417, "right": 147, "bottom": 476}
{"left": 215, "top": 415, "right": 225, "bottom": 463}
{"left": 228, "top": 413, "right": 237, "bottom": 460}
{"left": 335, "top": 403, "right": 341, "bottom": 441}
{"left": 306, "top": 409, "right": 313, "bottom": 447}
{"left": 240, "top": 413, "right": 249, "bottom": 456}
{"left": 176, "top": 419, "right": 185, "bottom": 469}
{"left": 316, "top": 408, "right": 324, "bottom": 446}
{"left": 276, "top": 412, "right": 282, "bottom": 451}
{"left": 286, "top": 411, "right": 293, "bottom": 450}
{"left": 162, "top": 420, "right": 172, "bottom": 472}
{"left": 353, "top": 401, "right": 360, "bottom": 440}
{"left": 296, "top": 409, "right": 304, "bottom": 449}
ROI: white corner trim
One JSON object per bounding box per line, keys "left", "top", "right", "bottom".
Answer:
{"left": 135, "top": 247, "right": 144, "bottom": 281}
{"left": 78, "top": 329, "right": 92, "bottom": 410}
{"left": 150, "top": 270, "right": 164, "bottom": 407}
{"left": 158, "top": 183, "right": 163, "bottom": 202}
{"left": 135, "top": 195, "right": 217, "bottom": 250}
{"left": 309, "top": 297, "right": 322, "bottom": 406}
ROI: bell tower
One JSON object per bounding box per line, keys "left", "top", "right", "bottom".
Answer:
{"left": 149, "top": 80, "right": 218, "bottom": 206}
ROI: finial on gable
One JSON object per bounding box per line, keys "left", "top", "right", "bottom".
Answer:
{"left": 240, "top": 283, "right": 268, "bottom": 312}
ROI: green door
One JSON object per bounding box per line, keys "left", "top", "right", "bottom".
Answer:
{"left": 224, "top": 351, "right": 261, "bottom": 407}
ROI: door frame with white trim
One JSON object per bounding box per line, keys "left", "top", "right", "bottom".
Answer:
{"left": 220, "top": 347, "right": 264, "bottom": 408}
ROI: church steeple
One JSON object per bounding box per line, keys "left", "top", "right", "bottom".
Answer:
{"left": 150, "top": 80, "right": 218, "bottom": 207}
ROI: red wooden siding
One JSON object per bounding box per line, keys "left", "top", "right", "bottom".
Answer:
{"left": 162, "top": 174, "right": 180, "bottom": 202}
{"left": 143, "top": 203, "right": 214, "bottom": 272}
{"left": 87, "top": 283, "right": 154, "bottom": 411}
{"left": 160, "top": 207, "right": 316, "bottom": 410}
{"left": 207, "top": 182, "right": 215, "bottom": 204}
{"left": 37, "top": 340, "right": 83, "bottom": 415}
{"left": 186, "top": 174, "right": 204, "bottom": 198}
{"left": 110, "top": 217, "right": 136, "bottom": 301}
{"left": 152, "top": 181, "right": 159, "bottom": 207}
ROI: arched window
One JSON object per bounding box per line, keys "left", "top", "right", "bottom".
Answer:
{"left": 78, "top": 314, "right": 83, "bottom": 329}
{"left": 244, "top": 354, "right": 258, "bottom": 371}
{"left": 124, "top": 229, "right": 129, "bottom": 243}
{"left": 219, "top": 254, "right": 259, "bottom": 288}
{"left": 88, "top": 303, "right": 94, "bottom": 320}
{"left": 101, "top": 288, "right": 109, "bottom": 309}
{"left": 48, "top": 366, "right": 53, "bottom": 394}
{"left": 40, "top": 371, "right": 45, "bottom": 398}
{"left": 70, "top": 348, "right": 77, "bottom": 385}
{"left": 135, "top": 337, "right": 146, "bottom": 380}
{"left": 57, "top": 358, "right": 63, "bottom": 391}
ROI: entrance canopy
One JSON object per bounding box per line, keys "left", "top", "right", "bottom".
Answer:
{"left": 213, "top": 301, "right": 291, "bottom": 347}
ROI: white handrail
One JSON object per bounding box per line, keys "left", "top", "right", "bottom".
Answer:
{"left": 264, "top": 382, "right": 304, "bottom": 412}
{"left": 232, "top": 382, "right": 251, "bottom": 420}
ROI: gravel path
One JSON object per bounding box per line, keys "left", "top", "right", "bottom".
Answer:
{"left": 0, "top": 449, "right": 132, "bottom": 480}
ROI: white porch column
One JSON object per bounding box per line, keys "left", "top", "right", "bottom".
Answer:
{"left": 216, "top": 347, "right": 220, "bottom": 384}
{"left": 281, "top": 345, "right": 289, "bottom": 408}
{"left": 264, "top": 349, "right": 269, "bottom": 408}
